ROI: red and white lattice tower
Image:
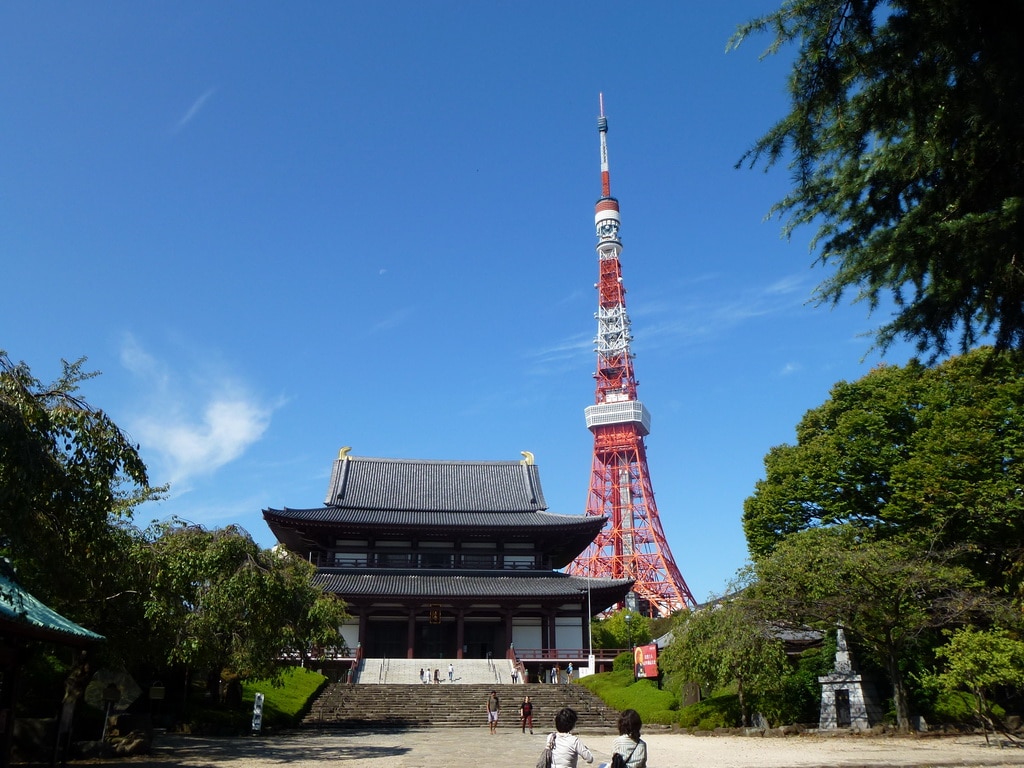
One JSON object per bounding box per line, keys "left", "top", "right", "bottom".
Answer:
{"left": 566, "top": 95, "right": 696, "bottom": 616}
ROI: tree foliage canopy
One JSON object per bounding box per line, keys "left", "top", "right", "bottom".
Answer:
{"left": 1, "top": 353, "right": 348, "bottom": 692}
{"left": 931, "top": 627, "right": 1024, "bottom": 721}
{"left": 594, "top": 609, "right": 652, "bottom": 650}
{"left": 743, "top": 347, "right": 1024, "bottom": 591}
{"left": 661, "top": 592, "right": 787, "bottom": 726}
{"left": 752, "top": 526, "right": 986, "bottom": 730}
{"left": 0, "top": 352, "right": 159, "bottom": 617}
{"left": 733, "top": 1, "right": 1024, "bottom": 357}
{"left": 140, "top": 522, "right": 348, "bottom": 681}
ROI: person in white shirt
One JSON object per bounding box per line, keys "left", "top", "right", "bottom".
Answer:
{"left": 546, "top": 707, "right": 593, "bottom": 768}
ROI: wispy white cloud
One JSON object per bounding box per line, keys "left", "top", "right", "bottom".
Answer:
{"left": 370, "top": 306, "right": 414, "bottom": 333}
{"left": 763, "top": 273, "right": 807, "bottom": 296}
{"left": 118, "top": 334, "right": 275, "bottom": 491}
{"left": 172, "top": 87, "right": 216, "bottom": 133}
{"left": 528, "top": 271, "right": 816, "bottom": 375}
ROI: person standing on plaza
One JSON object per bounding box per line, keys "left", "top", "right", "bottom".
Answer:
{"left": 547, "top": 707, "right": 593, "bottom": 767}
{"left": 609, "top": 709, "right": 647, "bottom": 768}
{"left": 419, "top": 668, "right": 426, "bottom": 684}
{"left": 448, "top": 662, "right": 454, "bottom": 682}
{"left": 434, "top": 668, "right": 440, "bottom": 684}
{"left": 519, "top": 695, "right": 533, "bottom": 734}
{"left": 486, "top": 690, "right": 500, "bottom": 734}
{"left": 567, "top": 662, "right": 574, "bottom": 681}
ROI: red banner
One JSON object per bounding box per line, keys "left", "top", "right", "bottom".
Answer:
{"left": 633, "top": 643, "right": 658, "bottom": 679}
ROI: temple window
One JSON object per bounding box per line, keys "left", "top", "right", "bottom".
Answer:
{"left": 419, "top": 552, "right": 454, "bottom": 569}
{"left": 332, "top": 552, "right": 368, "bottom": 567}
{"left": 502, "top": 555, "right": 536, "bottom": 570}
{"left": 376, "top": 552, "right": 413, "bottom": 568}
{"left": 461, "top": 553, "right": 496, "bottom": 569}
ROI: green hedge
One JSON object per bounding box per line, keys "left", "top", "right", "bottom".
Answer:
{"left": 578, "top": 670, "right": 678, "bottom": 725}
{"left": 188, "top": 667, "right": 327, "bottom": 734}
{"left": 677, "top": 694, "right": 741, "bottom": 730}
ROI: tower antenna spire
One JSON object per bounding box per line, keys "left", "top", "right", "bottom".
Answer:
{"left": 567, "top": 97, "right": 696, "bottom": 616}
{"left": 598, "top": 93, "right": 611, "bottom": 199}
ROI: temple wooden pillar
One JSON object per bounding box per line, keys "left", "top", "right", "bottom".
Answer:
{"left": 456, "top": 609, "right": 465, "bottom": 660}
{"left": 544, "top": 608, "right": 557, "bottom": 652}
{"left": 406, "top": 609, "right": 416, "bottom": 658}
{"left": 503, "top": 607, "right": 514, "bottom": 655}
{"left": 358, "top": 612, "right": 368, "bottom": 653}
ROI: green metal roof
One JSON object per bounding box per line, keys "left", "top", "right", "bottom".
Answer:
{"left": 0, "top": 570, "right": 104, "bottom": 646}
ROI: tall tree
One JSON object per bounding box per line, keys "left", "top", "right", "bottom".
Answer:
{"left": 743, "top": 347, "right": 1024, "bottom": 592}
{"left": 732, "top": 1, "right": 1024, "bottom": 357}
{"left": 0, "top": 352, "right": 159, "bottom": 617}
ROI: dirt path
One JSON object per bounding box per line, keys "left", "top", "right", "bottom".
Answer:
{"left": 55, "top": 728, "right": 1024, "bottom": 768}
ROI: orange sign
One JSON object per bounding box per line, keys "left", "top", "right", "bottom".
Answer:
{"left": 634, "top": 643, "right": 658, "bottom": 679}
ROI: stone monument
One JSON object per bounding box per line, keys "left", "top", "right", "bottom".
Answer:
{"left": 818, "top": 627, "right": 882, "bottom": 729}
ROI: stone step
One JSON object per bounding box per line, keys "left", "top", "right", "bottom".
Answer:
{"left": 301, "top": 683, "right": 618, "bottom": 731}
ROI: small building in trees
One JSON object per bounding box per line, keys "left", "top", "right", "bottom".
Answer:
{"left": 263, "top": 449, "right": 632, "bottom": 670}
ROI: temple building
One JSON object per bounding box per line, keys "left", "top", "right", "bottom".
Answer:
{"left": 263, "top": 449, "right": 633, "bottom": 662}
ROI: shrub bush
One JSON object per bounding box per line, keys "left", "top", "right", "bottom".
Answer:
{"left": 578, "top": 670, "right": 677, "bottom": 724}
{"left": 612, "top": 651, "right": 633, "bottom": 673}
{"left": 187, "top": 666, "right": 327, "bottom": 735}
{"left": 678, "top": 694, "right": 741, "bottom": 730}
{"left": 930, "top": 690, "right": 1004, "bottom": 725}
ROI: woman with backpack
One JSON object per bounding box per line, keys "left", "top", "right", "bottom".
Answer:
{"left": 609, "top": 709, "right": 647, "bottom": 768}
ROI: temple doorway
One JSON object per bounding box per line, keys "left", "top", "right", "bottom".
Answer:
{"left": 416, "top": 619, "right": 456, "bottom": 658}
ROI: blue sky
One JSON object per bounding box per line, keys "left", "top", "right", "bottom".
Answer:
{"left": 1, "top": 2, "right": 915, "bottom": 603}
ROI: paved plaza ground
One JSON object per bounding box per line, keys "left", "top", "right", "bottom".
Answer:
{"left": 53, "top": 726, "right": 1024, "bottom": 768}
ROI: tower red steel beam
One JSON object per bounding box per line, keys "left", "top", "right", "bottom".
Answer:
{"left": 566, "top": 95, "right": 696, "bottom": 616}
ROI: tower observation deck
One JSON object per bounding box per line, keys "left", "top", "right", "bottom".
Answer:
{"left": 566, "top": 96, "right": 696, "bottom": 616}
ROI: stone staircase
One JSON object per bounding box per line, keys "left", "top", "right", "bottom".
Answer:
{"left": 357, "top": 657, "right": 513, "bottom": 685}
{"left": 302, "top": 682, "right": 619, "bottom": 732}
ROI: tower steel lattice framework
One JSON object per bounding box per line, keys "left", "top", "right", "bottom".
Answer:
{"left": 566, "top": 96, "right": 696, "bottom": 616}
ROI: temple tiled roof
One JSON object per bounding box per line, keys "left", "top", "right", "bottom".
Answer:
{"left": 264, "top": 453, "right": 604, "bottom": 568}
{"left": 314, "top": 570, "right": 633, "bottom": 608}
{"left": 323, "top": 454, "right": 546, "bottom": 511}
{"left": 264, "top": 506, "right": 596, "bottom": 530}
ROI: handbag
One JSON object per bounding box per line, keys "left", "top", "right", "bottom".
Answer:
{"left": 610, "top": 741, "right": 638, "bottom": 768}
{"left": 535, "top": 733, "right": 555, "bottom": 768}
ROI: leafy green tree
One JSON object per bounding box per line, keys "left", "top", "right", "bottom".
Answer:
{"left": 140, "top": 522, "right": 348, "bottom": 686}
{"left": 593, "top": 609, "right": 652, "bottom": 651}
{"left": 753, "top": 526, "right": 987, "bottom": 731}
{"left": 0, "top": 352, "right": 161, "bottom": 624}
{"left": 732, "top": 1, "right": 1024, "bottom": 357}
{"left": 743, "top": 348, "right": 1024, "bottom": 592}
{"left": 661, "top": 592, "right": 788, "bottom": 726}
{"left": 930, "top": 627, "right": 1024, "bottom": 736}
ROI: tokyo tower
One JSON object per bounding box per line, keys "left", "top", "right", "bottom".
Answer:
{"left": 567, "top": 95, "right": 696, "bottom": 616}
